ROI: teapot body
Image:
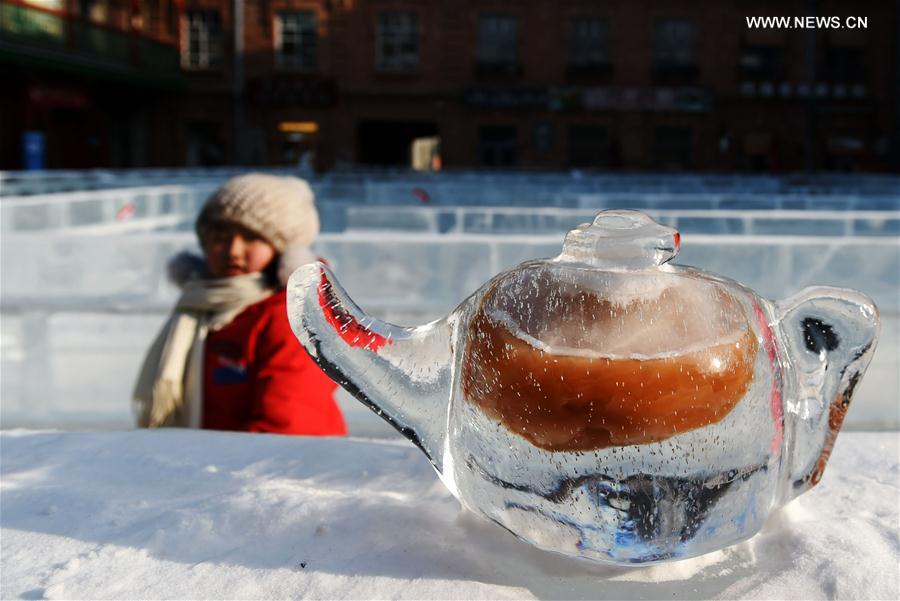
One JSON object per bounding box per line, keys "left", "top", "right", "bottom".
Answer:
{"left": 441, "top": 264, "right": 784, "bottom": 564}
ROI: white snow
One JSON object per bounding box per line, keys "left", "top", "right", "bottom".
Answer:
{"left": 2, "top": 429, "right": 898, "bottom": 600}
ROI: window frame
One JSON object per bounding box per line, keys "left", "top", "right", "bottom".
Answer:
{"left": 477, "top": 14, "right": 519, "bottom": 67}
{"left": 738, "top": 44, "right": 786, "bottom": 80}
{"left": 655, "top": 18, "right": 696, "bottom": 68}
{"left": 375, "top": 12, "right": 420, "bottom": 73}
{"left": 181, "top": 8, "right": 223, "bottom": 69}
{"left": 274, "top": 10, "right": 317, "bottom": 70}
{"left": 568, "top": 16, "right": 610, "bottom": 68}
{"left": 823, "top": 46, "right": 866, "bottom": 83}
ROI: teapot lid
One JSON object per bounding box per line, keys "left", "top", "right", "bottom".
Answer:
{"left": 558, "top": 210, "right": 680, "bottom": 270}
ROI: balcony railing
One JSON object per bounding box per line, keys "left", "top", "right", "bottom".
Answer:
{"left": 0, "top": 0, "right": 182, "bottom": 88}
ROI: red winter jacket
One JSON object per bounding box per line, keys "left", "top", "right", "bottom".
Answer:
{"left": 201, "top": 289, "right": 347, "bottom": 436}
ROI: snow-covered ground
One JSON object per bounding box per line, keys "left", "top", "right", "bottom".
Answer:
{"left": 1, "top": 429, "right": 898, "bottom": 600}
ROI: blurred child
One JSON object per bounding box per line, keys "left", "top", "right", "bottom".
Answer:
{"left": 133, "top": 173, "right": 346, "bottom": 435}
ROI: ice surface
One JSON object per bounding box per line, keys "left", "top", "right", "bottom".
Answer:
{"left": 1, "top": 429, "right": 897, "bottom": 599}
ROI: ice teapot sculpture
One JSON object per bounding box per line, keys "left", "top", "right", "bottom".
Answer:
{"left": 287, "top": 210, "right": 879, "bottom": 565}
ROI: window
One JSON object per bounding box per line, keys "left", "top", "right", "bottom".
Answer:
{"left": 182, "top": 9, "right": 222, "bottom": 68}
{"left": 568, "top": 17, "right": 609, "bottom": 67}
{"left": 78, "top": 0, "right": 107, "bottom": 22}
{"left": 479, "top": 125, "right": 517, "bottom": 166}
{"left": 653, "top": 127, "right": 693, "bottom": 170}
{"left": 655, "top": 19, "right": 695, "bottom": 68}
{"left": 358, "top": 121, "right": 438, "bottom": 165}
{"left": 376, "top": 13, "right": 418, "bottom": 72}
{"left": 478, "top": 15, "right": 518, "bottom": 67}
{"left": 824, "top": 47, "right": 865, "bottom": 83}
{"left": 739, "top": 45, "right": 785, "bottom": 80}
{"left": 276, "top": 11, "right": 316, "bottom": 69}
{"left": 568, "top": 126, "right": 609, "bottom": 168}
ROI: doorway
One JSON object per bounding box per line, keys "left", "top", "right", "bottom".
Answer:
{"left": 357, "top": 120, "right": 439, "bottom": 166}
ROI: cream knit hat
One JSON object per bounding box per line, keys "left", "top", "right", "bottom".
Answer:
{"left": 195, "top": 173, "right": 320, "bottom": 253}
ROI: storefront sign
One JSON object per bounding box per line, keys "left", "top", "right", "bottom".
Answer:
{"left": 463, "top": 88, "right": 549, "bottom": 110}
{"left": 464, "top": 86, "right": 711, "bottom": 112}
{"left": 581, "top": 87, "right": 711, "bottom": 112}
{"left": 28, "top": 85, "right": 89, "bottom": 109}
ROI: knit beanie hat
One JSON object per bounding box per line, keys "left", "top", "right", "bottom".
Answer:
{"left": 195, "top": 173, "right": 320, "bottom": 254}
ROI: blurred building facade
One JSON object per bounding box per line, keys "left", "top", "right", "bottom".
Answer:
{"left": 0, "top": 0, "right": 184, "bottom": 169}
{"left": 1, "top": 0, "right": 897, "bottom": 171}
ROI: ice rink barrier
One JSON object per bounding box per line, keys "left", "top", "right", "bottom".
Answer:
{"left": 2, "top": 230, "right": 897, "bottom": 434}
{"left": 4, "top": 168, "right": 899, "bottom": 198}
{"left": 4, "top": 172, "right": 899, "bottom": 234}
{"left": 4, "top": 189, "right": 899, "bottom": 235}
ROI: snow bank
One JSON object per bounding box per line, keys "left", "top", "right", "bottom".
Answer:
{"left": 2, "top": 430, "right": 897, "bottom": 600}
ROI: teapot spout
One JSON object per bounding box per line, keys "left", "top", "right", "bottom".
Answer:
{"left": 775, "top": 286, "right": 880, "bottom": 502}
{"left": 287, "top": 262, "right": 453, "bottom": 470}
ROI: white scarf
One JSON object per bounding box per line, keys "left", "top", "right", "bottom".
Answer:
{"left": 133, "top": 273, "right": 273, "bottom": 428}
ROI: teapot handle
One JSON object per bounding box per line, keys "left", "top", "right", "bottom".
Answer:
{"left": 774, "top": 286, "right": 879, "bottom": 502}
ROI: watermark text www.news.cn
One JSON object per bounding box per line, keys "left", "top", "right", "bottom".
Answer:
{"left": 746, "top": 16, "right": 867, "bottom": 29}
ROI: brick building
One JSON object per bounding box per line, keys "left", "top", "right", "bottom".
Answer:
{"left": 0, "top": 0, "right": 185, "bottom": 169}
{"left": 2, "top": 0, "right": 897, "bottom": 171}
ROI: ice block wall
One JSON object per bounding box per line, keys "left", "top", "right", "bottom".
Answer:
{"left": 2, "top": 226, "right": 897, "bottom": 434}
{"left": 2, "top": 171, "right": 897, "bottom": 433}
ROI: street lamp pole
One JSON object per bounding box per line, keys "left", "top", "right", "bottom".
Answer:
{"left": 232, "top": 0, "right": 245, "bottom": 165}
{"left": 803, "top": 0, "right": 819, "bottom": 173}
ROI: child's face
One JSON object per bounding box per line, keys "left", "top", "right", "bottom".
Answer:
{"left": 203, "top": 222, "right": 277, "bottom": 278}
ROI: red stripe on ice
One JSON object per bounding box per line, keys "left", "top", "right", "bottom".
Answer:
{"left": 317, "top": 269, "right": 390, "bottom": 351}
{"left": 754, "top": 301, "right": 784, "bottom": 456}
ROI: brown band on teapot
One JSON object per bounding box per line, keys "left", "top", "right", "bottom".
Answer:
{"left": 461, "top": 282, "right": 759, "bottom": 452}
